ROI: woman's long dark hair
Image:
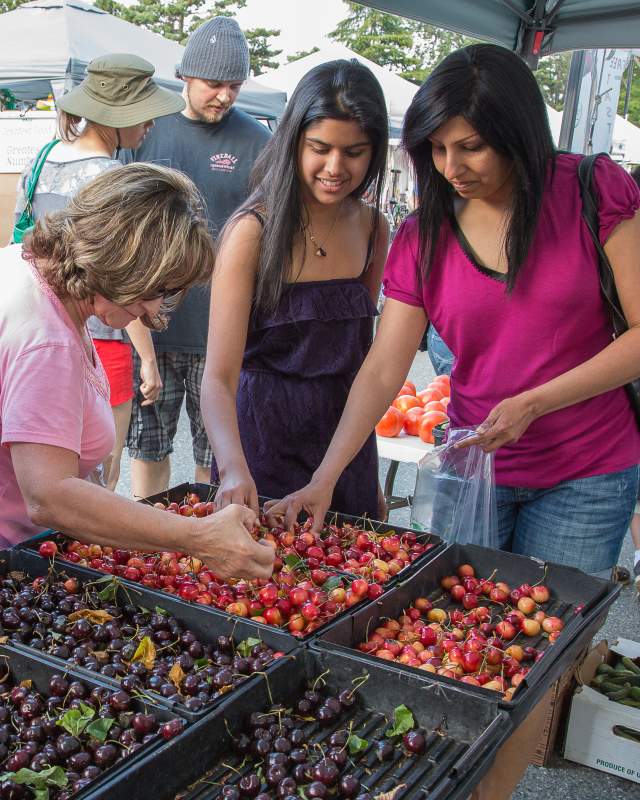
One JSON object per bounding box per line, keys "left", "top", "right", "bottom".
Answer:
{"left": 403, "top": 43, "right": 556, "bottom": 291}
{"left": 231, "top": 59, "right": 388, "bottom": 313}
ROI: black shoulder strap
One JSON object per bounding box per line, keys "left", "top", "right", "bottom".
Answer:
{"left": 577, "top": 153, "right": 627, "bottom": 334}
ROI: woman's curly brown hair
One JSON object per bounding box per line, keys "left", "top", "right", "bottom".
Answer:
{"left": 23, "top": 162, "right": 215, "bottom": 330}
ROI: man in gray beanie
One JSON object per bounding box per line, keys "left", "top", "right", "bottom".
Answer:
{"left": 122, "top": 17, "right": 271, "bottom": 498}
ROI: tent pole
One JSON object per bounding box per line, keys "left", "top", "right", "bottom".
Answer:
{"left": 558, "top": 50, "right": 585, "bottom": 151}
{"left": 622, "top": 57, "right": 634, "bottom": 119}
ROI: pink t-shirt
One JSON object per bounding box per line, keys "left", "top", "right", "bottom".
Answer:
{"left": 0, "top": 245, "right": 114, "bottom": 544}
{"left": 383, "top": 153, "right": 640, "bottom": 487}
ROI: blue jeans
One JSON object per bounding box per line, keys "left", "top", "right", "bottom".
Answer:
{"left": 495, "top": 465, "right": 640, "bottom": 574}
{"left": 427, "top": 326, "right": 454, "bottom": 376}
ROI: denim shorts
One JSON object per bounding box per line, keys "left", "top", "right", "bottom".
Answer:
{"left": 127, "top": 352, "right": 212, "bottom": 467}
{"left": 496, "top": 465, "right": 640, "bottom": 574}
{"left": 427, "top": 326, "right": 455, "bottom": 377}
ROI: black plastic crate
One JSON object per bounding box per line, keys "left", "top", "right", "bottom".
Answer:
{"left": 139, "top": 483, "right": 445, "bottom": 586}
{"left": 314, "top": 543, "right": 620, "bottom": 726}
{"left": 91, "top": 647, "right": 512, "bottom": 800}
{"left": 18, "top": 534, "right": 388, "bottom": 644}
{"left": 0, "top": 644, "right": 182, "bottom": 800}
{"left": 139, "top": 483, "right": 446, "bottom": 589}
{"left": 0, "top": 549, "right": 298, "bottom": 721}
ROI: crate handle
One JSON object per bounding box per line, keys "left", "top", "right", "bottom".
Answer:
{"left": 448, "top": 713, "right": 508, "bottom": 775}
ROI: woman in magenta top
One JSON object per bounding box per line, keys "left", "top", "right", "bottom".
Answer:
{"left": 268, "top": 44, "right": 640, "bottom": 576}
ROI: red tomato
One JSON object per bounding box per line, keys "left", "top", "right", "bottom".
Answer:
{"left": 423, "top": 400, "right": 447, "bottom": 414}
{"left": 393, "top": 394, "right": 423, "bottom": 414}
{"left": 403, "top": 407, "right": 425, "bottom": 436}
{"left": 376, "top": 406, "right": 405, "bottom": 437}
{"left": 417, "top": 388, "right": 444, "bottom": 405}
{"left": 419, "top": 410, "right": 449, "bottom": 443}
{"left": 398, "top": 381, "right": 416, "bottom": 396}
{"left": 431, "top": 376, "right": 451, "bottom": 396}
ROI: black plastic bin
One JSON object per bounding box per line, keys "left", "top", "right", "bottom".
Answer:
{"left": 91, "top": 647, "right": 513, "bottom": 800}
{"left": 139, "top": 483, "right": 446, "bottom": 584}
{"left": 0, "top": 549, "right": 298, "bottom": 721}
{"left": 0, "top": 644, "right": 182, "bottom": 800}
{"left": 314, "top": 543, "right": 620, "bottom": 726}
{"left": 18, "top": 515, "right": 396, "bottom": 644}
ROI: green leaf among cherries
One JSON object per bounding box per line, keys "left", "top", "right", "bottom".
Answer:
{"left": 57, "top": 701, "right": 114, "bottom": 741}
{"left": 0, "top": 765, "right": 68, "bottom": 800}
{"left": 237, "top": 637, "right": 261, "bottom": 658}
{"left": 85, "top": 716, "right": 115, "bottom": 742}
{"left": 347, "top": 732, "right": 369, "bottom": 754}
{"left": 385, "top": 704, "right": 415, "bottom": 738}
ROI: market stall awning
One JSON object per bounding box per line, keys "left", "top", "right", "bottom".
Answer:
{"left": 360, "top": 1, "right": 640, "bottom": 64}
{"left": 0, "top": 0, "right": 286, "bottom": 120}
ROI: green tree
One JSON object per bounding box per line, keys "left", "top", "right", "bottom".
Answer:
{"left": 329, "top": 1, "right": 421, "bottom": 80}
{"left": 408, "top": 23, "right": 473, "bottom": 84}
{"left": 0, "top": 0, "right": 30, "bottom": 12}
{"left": 287, "top": 47, "right": 320, "bottom": 64}
{"left": 93, "top": 0, "right": 281, "bottom": 73}
{"left": 245, "top": 27, "right": 282, "bottom": 75}
{"left": 330, "top": 2, "right": 476, "bottom": 85}
{"left": 534, "top": 52, "right": 571, "bottom": 110}
{"left": 618, "top": 56, "right": 640, "bottom": 127}
{"left": 94, "top": 0, "right": 242, "bottom": 43}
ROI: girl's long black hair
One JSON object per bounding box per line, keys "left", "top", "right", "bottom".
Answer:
{"left": 402, "top": 43, "right": 556, "bottom": 291}
{"left": 231, "top": 59, "right": 388, "bottom": 314}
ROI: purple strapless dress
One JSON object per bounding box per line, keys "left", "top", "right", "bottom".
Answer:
{"left": 211, "top": 278, "right": 379, "bottom": 518}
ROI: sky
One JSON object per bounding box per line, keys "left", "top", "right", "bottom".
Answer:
{"left": 234, "top": 0, "right": 351, "bottom": 66}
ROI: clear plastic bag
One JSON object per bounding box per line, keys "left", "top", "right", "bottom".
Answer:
{"left": 410, "top": 427, "right": 498, "bottom": 548}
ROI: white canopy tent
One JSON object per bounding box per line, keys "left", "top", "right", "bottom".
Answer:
{"left": 254, "top": 42, "right": 419, "bottom": 139}
{"left": 546, "top": 104, "right": 640, "bottom": 164}
{"left": 0, "top": 0, "right": 286, "bottom": 121}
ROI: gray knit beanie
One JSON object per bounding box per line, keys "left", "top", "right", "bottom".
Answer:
{"left": 178, "top": 17, "right": 250, "bottom": 82}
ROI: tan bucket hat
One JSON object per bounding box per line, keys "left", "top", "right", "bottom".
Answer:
{"left": 57, "top": 53, "right": 185, "bottom": 126}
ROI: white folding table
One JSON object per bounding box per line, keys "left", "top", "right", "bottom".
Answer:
{"left": 376, "top": 432, "right": 434, "bottom": 511}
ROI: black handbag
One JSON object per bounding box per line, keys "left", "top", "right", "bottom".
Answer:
{"left": 577, "top": 153, "right": 640, "bottom": 429}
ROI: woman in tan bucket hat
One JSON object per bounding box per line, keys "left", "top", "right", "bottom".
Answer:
{"left": 14, "top": 54, "right": 185, "bottom": 492}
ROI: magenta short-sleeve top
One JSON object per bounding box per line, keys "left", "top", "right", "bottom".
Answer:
{"left": 383, "top": 153, "right": 640, "bottom": 487}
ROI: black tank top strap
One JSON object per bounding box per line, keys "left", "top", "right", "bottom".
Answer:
{"left": 360, "top": 205, "right": 377, "bottom": 277}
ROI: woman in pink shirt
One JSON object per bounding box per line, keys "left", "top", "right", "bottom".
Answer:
{"left": 0, "top": 162, "right": 274, "bottom": 581}
{"left": 268, "top": 44, "right": 640, "bottom": 576}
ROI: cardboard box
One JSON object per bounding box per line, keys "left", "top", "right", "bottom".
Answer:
{"left": 564, "top": 638, "right": 640, "bottom": 783}
{"left": 529, "top": 645, "right": 590, "bottom": 767}
{"left": 471, "top": 688, "right": 551, "bottom": 800}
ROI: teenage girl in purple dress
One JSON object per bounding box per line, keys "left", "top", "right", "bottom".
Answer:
{"left": 201, "top": 60, "right": 390, "bottom": 520}
{"left": 268, "top": 45, "right": 640, "bottom": 577}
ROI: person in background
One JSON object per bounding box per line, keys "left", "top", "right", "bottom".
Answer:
{"left": 267, "top": 44, "right": 640, "bottom": 579}
{"left": 122, "top": 16, "right": 271, "bottom": 499}
{"left": 13, "top": 54, "right": 180, "bottom": 491}
{"left": 427, "top": 326, "right": 455, "bottom": 376}
{"left": 201, "top": 60, "right": 390, "bottom": 520}
{"left": 1, "top": 163, "right": 274, "bottom": 579}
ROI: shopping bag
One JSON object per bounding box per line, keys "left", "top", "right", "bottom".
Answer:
{"left": 410, "top": 427, "right": 498, "bottom": 547}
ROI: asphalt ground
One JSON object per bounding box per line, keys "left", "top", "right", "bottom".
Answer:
{"left": 115, "top": 351, "right": 640, "bottom": 799}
